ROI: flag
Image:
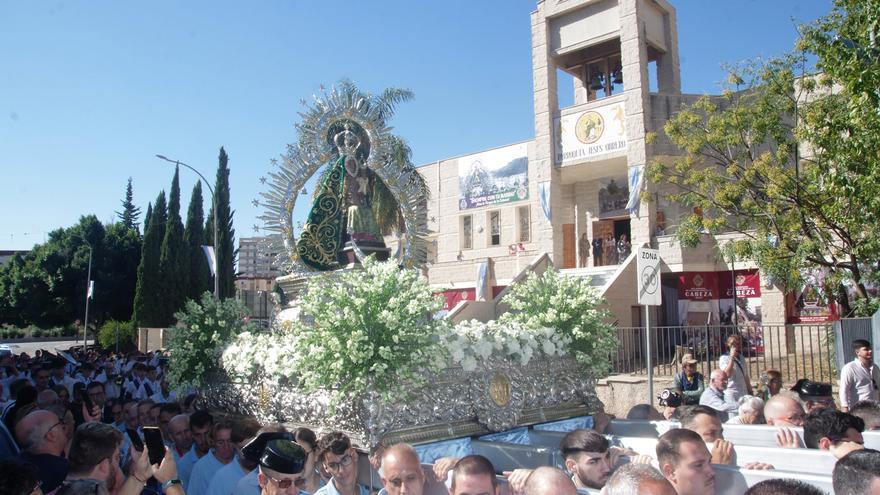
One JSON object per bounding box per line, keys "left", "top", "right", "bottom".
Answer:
{"left": 201, "top": 245, "right": 217, "bottom": 277}
{"left": 626, "top": 164, "right": 645, "bottom": 214}
{"left": 87, "top": 280, "right": 95, "bottom": 299}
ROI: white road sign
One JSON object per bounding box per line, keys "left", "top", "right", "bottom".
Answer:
{"left": 637, "top": 247, "right": 661, "bottom": 306}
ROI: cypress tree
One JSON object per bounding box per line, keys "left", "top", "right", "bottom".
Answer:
{"left": 132, "top": 191, "right": 166, "bottom": 328}
{"left": 143, "top": 202, "right": 153, "bottom": 235}
{"left": 158, "top": 167, "right": 188, "bottom": 325}
{"left": 183, "top": 181, "right": 211, "bottom": 301}
{"left": 115, "top": 178, "right": 142, "bottom": 232}
{"left": 213, "top": 147, "right": 236, "bottom": 299}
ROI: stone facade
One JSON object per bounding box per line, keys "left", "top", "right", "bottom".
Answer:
{"left": 385, "top": 0, "right": 794, "bottom": 328}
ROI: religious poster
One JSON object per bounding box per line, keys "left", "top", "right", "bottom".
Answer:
{"left": 555, "top": 100, "right": 627, "bottom": 165}
{"left": 786, "top": 268, "right": 837, "bottom": 323}
{"left": 598, "top": 176, "right": 629, "bottom": 215}
{"left": 439, "top": 288, "right": 475, "bottom": 311}
{"left": 458, "top": 142, "right": 529, "bottom": 210}
{"left": 676, "top": 270, "right": 764, "bottom": 353}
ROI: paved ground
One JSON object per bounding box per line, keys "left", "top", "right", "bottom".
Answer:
{"left": 1, "top": 339, "right": 86, "bottom": 356}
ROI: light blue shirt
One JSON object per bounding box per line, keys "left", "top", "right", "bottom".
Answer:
{"left": 312, "top": 478, "right": 369, "bottom": 495}
{"left": 188, "top": 451, "right": 236, "bottom": 495}
{"left": 232, "top": 469, "right": 261, "bottom": 495}
{"left": 207, "top": 460, "right": 248, "bottom": 495}
{"left": 175, "top": 445, "right": 198, "bottom": 490}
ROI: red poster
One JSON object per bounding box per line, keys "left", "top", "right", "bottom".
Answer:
{"left": 678, "top": 272, "right": 718, "bottom": 301}
{"left": 439, "top": 288, "right": 475, "bottom": 311}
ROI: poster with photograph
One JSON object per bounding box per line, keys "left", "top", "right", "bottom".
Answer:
{"left": 458, "top": 142, "right": 529, "bottom": 210}
{"left": 787, "top": 268, "right": 837, "bottom": 323}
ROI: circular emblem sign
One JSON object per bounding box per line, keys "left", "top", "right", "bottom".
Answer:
{"left": 575, "top": 111, "right": 605, "bottom": 144}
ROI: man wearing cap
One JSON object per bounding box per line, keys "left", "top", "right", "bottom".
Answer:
{"left": 673, "top": 354, "right": 705, "bottom": 405}
{"left": 839, "top": 339, "right": 880, "bottom": 412}
{"left": 791, "top": 379, "right": 836, "bottom": 413}
{"left": 257, "top": 439, "right": 308, "bottom": 495}
{"left": 231, "top": 429, "right": 293, "bottom": 495}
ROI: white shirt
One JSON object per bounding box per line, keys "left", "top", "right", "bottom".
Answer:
{"left": 839, "top": 358, "right": 880, "bottom": 409}
{"left": 718, "top": 353, "right": 749, "bottom": 403}
{"left": 206, "top": 460, "right": 248, "bottom": 495}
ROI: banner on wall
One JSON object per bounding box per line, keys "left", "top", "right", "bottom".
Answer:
{"left": 676, "top": 270, "right": 762, "bottom": 327}
{"left": 555, "top": 100, "right": 627, "bottom": 165}
{"left": 458, "top": 143, "right": 529, "bottom": 210}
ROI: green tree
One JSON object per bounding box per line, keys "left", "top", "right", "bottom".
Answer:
{"left": 95, "top": 222, "right": 141, "bottom": 322}
{"left": 143, "top": 202, "right": 153, "bottom": 234}
{"left": 115, "top": 178, "right": 142, "bottom": 232}
{"left": 133, "top": 191, "right": 167, "bottom": 327}
{"left": 647, "top": 2, "right": 880, "bottom": 314}
{"left": 184, "top": 181, "right": 211, "bottom": 301}
{"left": 208, "top": 147, "right": 236, "bottom": 299}
{"left": 158, "top": 167, "right": 189, "bottom": 325}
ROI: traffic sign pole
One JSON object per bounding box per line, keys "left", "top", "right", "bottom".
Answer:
{"left": 637, "top": 247, "right": 662, "bottom": 407}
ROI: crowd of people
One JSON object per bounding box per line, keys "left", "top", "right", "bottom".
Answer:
{"left": 0, "top": 336, "right": 876, "bottom": 495}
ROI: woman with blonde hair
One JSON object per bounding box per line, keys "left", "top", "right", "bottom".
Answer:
{"left": 757, "top": 370, "right": 783, "bottom": 401}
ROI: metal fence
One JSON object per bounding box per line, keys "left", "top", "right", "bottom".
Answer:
{"left": 611, "top": 324, "right": 836, "bottom": 383}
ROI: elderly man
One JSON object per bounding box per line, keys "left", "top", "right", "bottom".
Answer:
{"left": 656, "top": 429, "right": 715, "bottom": 495}
{"left": 14, "top": 409, "right": 70, "bottom": 492}
{"left": 234, "top": 430, "right": 293, "bottom": 495}
{"left": 257, "top": 439, "right": 308, "bottom": 495}
{"left": 840, "top": 340, "right": 880, "bottom": 413}
{"left": 377, "top": 443, "right": 426, "bottom": 495}
{"left": 603, "top": 463, "right": 676, "bottom": 495}
{"left": 792, "top": 379, "right": 836, "bottom": 413}
{"left": 699, "top": 370, "right": 739, "bottom": 421}
{"left": 765, "top": 394, "right": 806, "bottom": 427}
{"left": 451, "top": 455, "right": 499, "bottom": 495}
{"left": 168, "top": 414, "right": 196, "bottom": 489}
{"left": 521, "top": 466, "right": 577, "bottom": 495}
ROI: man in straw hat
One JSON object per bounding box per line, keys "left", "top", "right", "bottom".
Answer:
{"left": 673, "top": 354, "right": 705, "bottom": 405}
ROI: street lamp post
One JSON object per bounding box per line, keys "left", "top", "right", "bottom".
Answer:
{"left": 70, "top": 235, "right": 93, "bottom": 350}
{"left": 155, "top": 154, "right": 220, "bottom": 299}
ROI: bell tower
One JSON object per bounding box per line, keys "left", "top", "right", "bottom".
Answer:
{"left": 530, "top": 0, "right": 681, "bottom": 266}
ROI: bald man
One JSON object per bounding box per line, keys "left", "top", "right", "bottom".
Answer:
{"left": 14, "top": 409, "right": 70, "bottom": 493}
{"left": 522, "top": 467, "right": 577, "bottom": 495}
{"left": 765, "top": 394, "right": 806, "bottom": 427}
{"left": 380, "top": 443, "right": 426, "bottom": 495}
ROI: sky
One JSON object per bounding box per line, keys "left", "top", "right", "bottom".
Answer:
{"left": 0, "top": 0, "right": 832, "bottom": 252}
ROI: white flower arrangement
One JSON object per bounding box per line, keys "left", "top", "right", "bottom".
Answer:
{"left": 438, "top": 320, "right": 571, "bottom": 371}
{"left": 217, "top": 261, "right": 615, "bottom": 400}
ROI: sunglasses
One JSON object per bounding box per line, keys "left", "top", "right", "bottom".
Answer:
{"left": 267, "top": 474, "right": 306, "bottom": 489}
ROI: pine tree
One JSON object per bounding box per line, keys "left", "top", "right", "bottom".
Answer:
{"left": 132, "top": 191, "right": 166, "bottom": 328}
{"left": 213, "top": 147, "right": 236, "bottom": 299}
{"left": 184, "top": 181, "right": 211, "bottom": 301}
{"left": 158, "top": 167, "right": 188, "bottom": 325}
{"left": 115, "top": 178, "right": 142, "bottom": 232}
